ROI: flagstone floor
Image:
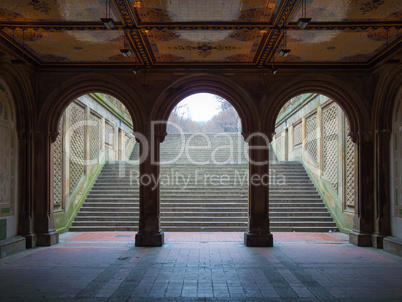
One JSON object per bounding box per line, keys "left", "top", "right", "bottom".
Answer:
{"left": 0, "top": 232, "right": 401, "bottom": 301}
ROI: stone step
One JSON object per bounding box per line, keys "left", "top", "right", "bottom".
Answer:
{"left": 269, "top": 207, "right": 329, "bottom": 212}
{"left": 270, "top": 212, "right": 331, "bottom": 217}
{"left": 69, "top": 226, "right": 139, "bottom": 232}
{"left": 72, "top": 142, "right": 338, "bottom": 233}
{"left": 74, "top": 216, "right": 138, "bottom": 221}
{"left": 270, "top": 221, "right": 337, "bottom": 227}
{"left": 159, "top": 221, "right": 248, "bottom": 227}
{"left": 80, "top": 206, "right": 139, "bottom": 211}
{"left": 76, "top": 211, "right": 138, "bottom": 216}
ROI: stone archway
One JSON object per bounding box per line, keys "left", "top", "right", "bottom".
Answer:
{"left": 261, "top": 75, "right": 376, "bottom": 247}
{"left": 34, "top": 73, "right": 148, "bottom": 246}
{"left": 0, "top": 79, "right": 18, "bottom": 241}
{"left": 372, "top": 63, "right": 402, "bottom": 248}
{"left": 260, "top": 76, "right": 369, "bottom": 138}
{"left": 0, "top": 62, "right": 36, "bottom": 247}
{"left": 151, "top": 74, "right": 259, "bottom": 137}
{"left": 134, "top": 74, "right": 273, "bottom": 247}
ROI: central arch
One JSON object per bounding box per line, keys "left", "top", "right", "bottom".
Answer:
{"left": 151, "top": 74, "right": 259, "bottom": 136}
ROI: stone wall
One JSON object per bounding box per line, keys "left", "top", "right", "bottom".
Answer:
{"left": 53, "top": 95, "right": 136, "bottom": 232}
{"left": 272, "top": 94, "right": 356, "bottom": 233}
{"left": 0, "top": 81, "right": 18, "bottom": 240}
{"left": 390, "top": 94, "right": 402, "bottom": 240}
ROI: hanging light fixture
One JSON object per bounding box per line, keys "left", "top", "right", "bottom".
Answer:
{"left": 279, "top": 29, "right": 291, "bottom": 57}
{"left": 297, "top": 0, "right": 311, "bottom": 29}
{"left": 120, "top": 32, "right": 132, "bottom": 57}
{"left": 100, "top": 0, "right": 115, "bottom": 29}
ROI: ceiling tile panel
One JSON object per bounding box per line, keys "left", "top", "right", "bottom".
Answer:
{"left": 0, "top": 0, "right": 119, "bottom": 22}
{"left": 145, "top": 28, "right": 264, "bottom": 63}
{"left": 272, "top": 28, "right": 400, "bottom": 63}
{"left": 2, "top": 28, "right": 138, "bottom": 63}
{"left": 291, "top": 0, "right": 402, "bottom": 22}
{"left": 133, "top": 0, "right": 279, "bottom": 23}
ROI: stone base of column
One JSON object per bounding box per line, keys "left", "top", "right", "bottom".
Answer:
{"left": 36, "top": 230, "right": 59, "bottom": 246}
{"left": 372, "top": 233, "right": 384, "bottom": 249}
{"left": 24, "top": 234, "right": 37, "bottom": 248}
{"left": 135, "top": 231, "right": 164, "bottom": 247}
{"left": 349, "top": 231, "right": 372, "bottom": 247}
{"left": 244, "top": 232, "right": 273, "bottom": 247}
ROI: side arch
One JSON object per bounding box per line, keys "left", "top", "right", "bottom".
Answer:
{"left": 150, "top": 74, "right": 260, "bottom": 137}
{"left": 372, "top": 64, "right": 402, "bottom": 132}
{"left": 261, "top": 75, "right": 369, "bottom": 138}
{"left": 0, "top": 61, "right": 35, "bottom": 135}
{"left": 0, "top": 60, "right": 36, "bottom": 245}
{"left": 39, "top": 73, "right": 148, "bottom": 137}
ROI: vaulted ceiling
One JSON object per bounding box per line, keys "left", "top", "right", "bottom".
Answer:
{"left": 0, "top": 0, "right": 400, "bottom": 68}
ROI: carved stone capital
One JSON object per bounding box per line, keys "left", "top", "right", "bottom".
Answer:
{"left": 348, "top": 132, "right": 359, "bottom": 143}
{"left": 353, "top": 130, "right": 374, "bottom": 143}
{"left": 134, "top": 130, "right": 167, "bottom": 143}
{"left": 377, "top": 129, "right": 392, "bottom": 141}
{"left": 17, "top": 128, "right": 28, "bottom": 140}
{"left": 49, "top": 131, "right": 60, "bottom": 143}
{"left": 241, "top": 131, "right": 250, "bottom": 141}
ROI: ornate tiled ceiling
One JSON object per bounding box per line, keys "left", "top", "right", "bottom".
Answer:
{"left": 0, "top": 0, "right": 400, "bottom": 67}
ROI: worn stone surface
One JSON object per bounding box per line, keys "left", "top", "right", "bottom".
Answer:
{"left": 0, "top": 232, "right": 401, "bottom": 301}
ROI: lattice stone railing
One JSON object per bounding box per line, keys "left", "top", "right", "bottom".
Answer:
{"left": 293, "top": 122, "right": 302, "bottom": 146}
{"left": 69, "top": 103, "right": 85, "bottom": 194}
{"left": 345, "top": 119, "right": 355, "bottom": 207}
{"left": 275, "top": 133, "right": 282, "bottom": 159}
{"left": 105, "top": 122, "right": 117, "bottom": 160}
{"left": 89, "top": 113, "right": 101, "bottom": 161}
{"left": 105, "top": 122, "right": 114, "bottom": 145}
{"left": 306, "top": 113, "right": 318, "bottom": 163}
{"left": 323, "top": 104, "right": 339, "bottom": 192}
{"left": 53, "top": 118, "right": 63, "bottom": 210}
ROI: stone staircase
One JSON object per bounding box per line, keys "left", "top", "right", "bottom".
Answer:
{"left": 70, "top": 133, "right": 338, "bottom": 232}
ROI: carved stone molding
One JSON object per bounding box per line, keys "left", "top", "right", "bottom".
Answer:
{"left": 348, "top": 131, "right": 359, "bottom": 143}
{"left": 49, "top": 131, "right": 60, "bottom": 143}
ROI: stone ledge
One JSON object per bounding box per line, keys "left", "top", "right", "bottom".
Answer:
{"left": 0, "top": 236, "right": 26, "bottom": 259}
{"left": 383, "top": 236, "right": 402, "bottom": 257}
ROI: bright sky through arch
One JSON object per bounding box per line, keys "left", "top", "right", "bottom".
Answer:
{"left": 178, "top": 93, "right": 222, "bottom": 122}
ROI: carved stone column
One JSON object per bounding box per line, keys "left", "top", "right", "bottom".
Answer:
{"left": 349, "top": 131, "right": 375, "bottom": 247}
{"left": 33, "top": 130, "right": 59, "bottom": 246}
{"left": 244, "top": 133, "right": 273, "bottom": 247}
{"left": 372, "top": 129, "right": 392, "bottom": 248}
{"left": 135, "top": 131, "right": 164, "bottom": 247}
{"left": 17, "top": 129, "right": 36, "bottom": 248}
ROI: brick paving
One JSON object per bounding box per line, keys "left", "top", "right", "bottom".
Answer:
{"left": 0, "top": 232, "right": 401, "bottom": 301}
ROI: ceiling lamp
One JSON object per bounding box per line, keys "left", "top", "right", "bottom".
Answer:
{"left": 279, "top": 49, "right": 291, "bottom": 57}
{"left": 101, "top": 18, "right": 115, "bottom": 29}
{"left": 120, "top": 32, "right": 132, "bottom": 57}
{"left": 100, "top": 0, "right": 115, "bottom": 29}
{"left": 279, "top": 30, "right": 291, "bottom": 57}
{"left": 120, "top": 49, "right": 132, "bottom": 57}
{"left": 297, "top": 0, "right": 311, "bottom": 29}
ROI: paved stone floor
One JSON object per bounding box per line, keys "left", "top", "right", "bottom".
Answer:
{"left": 0, "top": 232, "right": 401, "bottom": 301}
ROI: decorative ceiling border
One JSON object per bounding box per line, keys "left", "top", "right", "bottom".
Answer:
{"left": 115, "top": 0, "right": 136, "bottom": 26}
{"left": 0, "top": 0, "right": 400, "bottom": 69}
{"left": 127, "top": 29, "right": 151, "bottom": 66}
{"left": 257, "top": 30, "right": 282, "bottom": 67}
